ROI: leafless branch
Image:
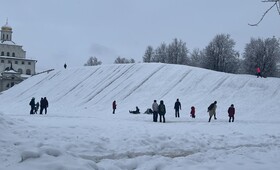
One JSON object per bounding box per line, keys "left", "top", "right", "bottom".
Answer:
{"left": 276, "top": 1, "right": 280, "bottom": 14}
{"left": 249, "top": 0, "right": 280, "bottom": 26}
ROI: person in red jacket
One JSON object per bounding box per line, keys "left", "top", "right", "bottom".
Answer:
{"left": 112, "top": 100, "right": 117, "bottom": 114}
{"left": 228, "top": 104, "right": 235, "bottom": 122}
{"left": 256, "top": 67, "right": 262, "bottom": 78}
{"left": 190, "top": 106, "right": 195, "bottom": 118}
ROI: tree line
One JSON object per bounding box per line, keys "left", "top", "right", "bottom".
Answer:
{"left": 84, "top": 56, "right": 135, "bottom": 66}
{"left": 142, "top": 35, "right": 280, "bottom": 77}
{"left": 84, "top": 34, "right": 280, "bottom": 77}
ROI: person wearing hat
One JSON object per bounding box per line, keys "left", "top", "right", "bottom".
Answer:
{"left": 228, "top": 104, "right": 235, "bottom": 122}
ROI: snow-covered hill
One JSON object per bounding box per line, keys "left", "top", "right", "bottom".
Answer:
{"left": 0, "top": 63, "right": 280, "bottom": 170}
{"left": 1, "top": 63, "right": 280, "bottom": 120}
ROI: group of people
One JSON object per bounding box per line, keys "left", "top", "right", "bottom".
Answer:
{"left": 151, "top": 99, "right": 189, "bottom": 123}
{"left": 29, "top": 97, "right": 49, "bottom": 115}
{"left": 207, "top": 101, "right": 235, "bottom": 123}
{"left": 112, "top": 99, "right": 236, "bottom": 123}
{"left": 152, "top": 100, "right": 167, "bottom": 123}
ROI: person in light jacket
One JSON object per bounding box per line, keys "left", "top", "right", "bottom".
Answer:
{"left": 152, "top": 100, "right": 159, "bottom": 122}
{"left": 208, "top": 101, "right": 217, "bottom": 122}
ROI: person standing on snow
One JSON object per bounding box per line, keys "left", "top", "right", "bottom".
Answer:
{"left": 158, "top": 100, "right": 166, "bottom": 123}
{"left": 228, "top": 104, "right": 235, "bottom": 122}
{"left": 190, "top": 106, "right": 195, "bottom": 118}
{"left": 40, "top": 97, "right": 48, "bottom": 114}
{"left": 256, "top": 67, "right": 262, "bottom": 78}
{"left": 39, "top": 97, "right": 44, "bottom": 114}
{"left": 208, "top": 101, "right": 217, "bottom": 122}
{"left": 152, "top": 100, "right": 159, "bottom": 122}
{"left": 43, "top": 97, "right": 49, "bottom": 114}
{"left": 174, "top": 98, "right": 181, "bottom": 118}
{"left": 112, "top": 100, "right": 117, "bottom": 114}
{"left": 29, "top": 97, "right": 35, "bottom": 114}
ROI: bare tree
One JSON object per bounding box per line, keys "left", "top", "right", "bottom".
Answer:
{"left": 114, "top": 56, "right": 135, "bottom": 64}
{"left": 143, "top": 46, "right": 154, "bottom": 63}
{"left": 203, "top": 34, "right": 239, "bottom": 73}
{"left": 154, "top": 43, "right": 168, "bottom": 63}
{"left": 190, "top": 48, "right": 204, "bottom": 67}
{"left": 167, "top": 38, "right": 189, "bottom": 65}
{"left": 242, "top": 37, "right": 280, "bottom": 77}
{"left": 84, "top": 56, "right": 102, "bottom": 66}
{"left": 249, "top": 0, "right": 280, "bottom": 26}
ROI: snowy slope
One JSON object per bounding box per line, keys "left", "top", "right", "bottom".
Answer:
{"left": 0, "top": 63, "right": 280, "bottom": 170}
{"left": 1, "top": 63, "right": 280, "bottom": 120}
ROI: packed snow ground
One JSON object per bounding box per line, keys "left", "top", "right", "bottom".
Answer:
{"left": 1, "top": 63, "right": 280, "bottom": 170}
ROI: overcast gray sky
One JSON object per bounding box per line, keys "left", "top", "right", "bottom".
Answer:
{"left": 1, "top": 0, "right": 280, "bottom": 70}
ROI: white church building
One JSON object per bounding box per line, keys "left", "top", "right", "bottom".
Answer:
{"left": 0, "top": 21, "right": 36, "bottom": 92}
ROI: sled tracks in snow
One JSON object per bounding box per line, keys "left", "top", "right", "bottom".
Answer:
{"left": 79, "top": 149, "right": 197, "bottom": 163}
{"left": 77, "top": 142, "right": 280, "bottom": 163}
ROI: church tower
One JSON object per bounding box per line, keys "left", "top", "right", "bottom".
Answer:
{"left": 0, "top": 20, "right": 13, "bottom": 43}
{"left": 0, "top": 19, "right": 37, "bottom": 92}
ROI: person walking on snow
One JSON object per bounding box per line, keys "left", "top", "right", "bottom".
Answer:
{"left": 174, "top": 98, "right": 181, "bottom": 118}
{"left": 158, "top": 100, "right": 166, "bottom": 123}
{"left": 112, "top": 100, "right": 117, "bottom": 114}
{"left": 152, "top": 100, "right": 159, "bottom": 122}
{"left": 228, "top": 104, "right": 235, "bottom": 122}
{"left": 208, "top": 101, "right": 217, "bottom": 122}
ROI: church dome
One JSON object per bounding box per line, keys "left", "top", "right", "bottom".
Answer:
{"left": 1, "top": 23, "right": 12, "bottom": 31}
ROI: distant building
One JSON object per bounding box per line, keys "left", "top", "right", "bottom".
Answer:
{"left": 0, "top": 21, "right": 36, "bottom": 92}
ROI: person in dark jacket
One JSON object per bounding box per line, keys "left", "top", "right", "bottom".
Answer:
{"left": 43, "top": 97, "right": 49, "bottom": 114}
{"left": 39, "top": 97, "right": 44, "bottom": 114}
{"left": 190, "top": 106, "right": 195, "bottom": 118}
{"left": 158, "top": 100, "right": 166, "bottom": 123}
{"left": 208, "top": 101, "right": 217, "bottom": 122}
{"left": 129, "top": 106, "right": 140, "bottom": 114}
{"left": 40, "top": 97, "right": 48, "bottom": 114}
{"left": 228, "top": 104, "right": 235, "bottom": 122}
{"left": 152, "top": 100, "right": 159, "bottom": 122}
{"left": 29, "top": 97, "right": 35, "bottom": 114}
{"left": 174, "top": 98, "right": 181, "bottom": 118}
{"left": 112, "top": 100, "right": 117, "bottom": 114}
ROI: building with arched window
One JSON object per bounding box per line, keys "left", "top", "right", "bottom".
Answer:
{"left": 0, "top": 20, "right": 37, "bottom": 92}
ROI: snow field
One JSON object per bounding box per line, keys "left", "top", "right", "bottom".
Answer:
{"left": 0, "top": 63, "right": 280, "bottom": 170}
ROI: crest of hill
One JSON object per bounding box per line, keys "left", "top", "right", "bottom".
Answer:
{"left": 0, "top": 63, "right": 279, "bottom": 120}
